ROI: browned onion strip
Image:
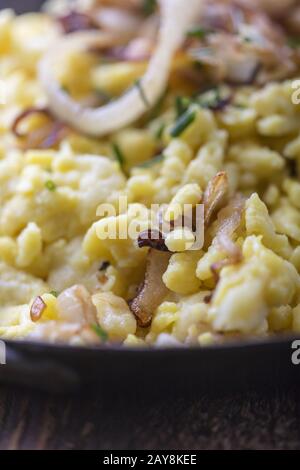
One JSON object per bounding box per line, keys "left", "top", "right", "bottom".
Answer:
{"left": 138, "top": 229, "right": 169, "bottom": 252}
{"left": 186, "top": 0, "right": 296, "bottom": 85}
{"left": 213, "top": 194, "right": 245, "bottom": 251}
{"left": 203, "top": 172, "right": 229, "bottom": 228}
{"left": 38, "top": 121, "right": 68, "bottom": 149}
{"left": 12, "top": 108, "right": 68, "bottom": 149}
{"left": 58, "top": 11, "right": 98, "bottom": 34}
{"left": 209, "top": 195, "right": 245, "bottom": 283}
{"left": 130, "top": 249, "right": 171, "bottom": 327}
{"left": 210, "top": 262, "right": 223, "bottom": 284}
{"left": 30, "top": 296, "right": 47, "bottom": 322}
{"left": 12, "top": 108, "right": 51, "bottom": 138}
{"left": 25, "top": 123, "right": 68, "bottom": 150}
{"left": 203, "top": 293, "right": 213, "bottom": 304}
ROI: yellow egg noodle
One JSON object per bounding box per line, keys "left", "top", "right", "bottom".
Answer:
{"left": 0, "top": 0, "right": 300, "bottom": 346}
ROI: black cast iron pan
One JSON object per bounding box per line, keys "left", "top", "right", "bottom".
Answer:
{"left": 0, "top": 0, "right": 299, "bottom": 393}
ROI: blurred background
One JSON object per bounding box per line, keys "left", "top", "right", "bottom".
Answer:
{"left": 0, "top": 1, "right": 43, "bottom": 13}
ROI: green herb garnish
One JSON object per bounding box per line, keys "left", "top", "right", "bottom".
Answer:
{"left": 112, "top": 142, "right": 125, "bottom": 168}
{"left": 175, "top": 96, "right": 191, "bottom": 118}
{"left": 155, "top": 123, "right": 166, "bottom": 140}
{"left": 187, "top": 26, "right": 212, "bottom": 40}
{"left": 49, "top": 290, "right": 59, "bottom": 298}
{"left": 170, "top": 109, "right": 196, "bottom": 137}
{"left": 134, "top": 79, "right": 150, "bottom": 108}
{"left": 91, "top": 324, "right": 108, "bottom": 342}
{"left": 45, "top": 180, "right": 56, "bottom": 191}
{"left": 136, "top": 153, "right": 165, "bottom": 168}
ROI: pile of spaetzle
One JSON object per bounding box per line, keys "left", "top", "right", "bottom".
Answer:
{"left": 1, "top": 0, "right": 300, "bottom": 347}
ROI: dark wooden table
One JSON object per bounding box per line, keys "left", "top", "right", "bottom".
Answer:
{"left": 0, "top": 384, "right": 300, "bottom": 450}
{"left": 0, "top": 0, "right": 299, "bottom": 451}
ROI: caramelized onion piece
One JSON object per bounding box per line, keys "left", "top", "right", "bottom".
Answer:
{"left": 203, "top": 172, "right": 229, "bottom": 227}
{"left": 130, "top": 249, "right": 171, "bottom": 327}
{"left": 203, "top": 293, "right": 213, "bottom": 304}
{"left": 187, "top": 0, "right": 296, "bottom": 85}
{"left": 37, "top": 121, "right": 68, "bottom": 149}
{"left": 12, "top": 107, "right": 51, "bottom": 138}
{"left": 12, "top": 107, "right": 68, "bottom": 149}
{"left": 210, "top": 195, "right": 245, "bottom": 282}
{"left": 214, "top": 195, "right": 245, "bottom": 250}
{"left": 59, "top": 11, "right": 97, "bottom": 34}
{"left": 138, "top": 229, "right": 169, "bottom": 252}
{"left": 284, "top": 5, "right": 300, "bottom": 36}
{"left": 30, "top": 296, "right": 47, "bottom": 322}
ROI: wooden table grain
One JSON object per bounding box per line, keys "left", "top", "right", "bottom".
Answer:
{"left": 0, "top": 384, "right": 300, "bottom": 450}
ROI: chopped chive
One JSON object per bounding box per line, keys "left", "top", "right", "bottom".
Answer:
{"left": 134, "top": 79, "right": 150, "bottom": 108}
{"left": 143, "top": 0, "right": 157, "bottom": 16}
{"left": 187, "top": 26, "right": 212, "bottom": 40}
{"left": 112, "top": 142, "right": 125, "bottom": 167}
{"left": 243, "top": 36, "right": 252, "bottom": 43}
{"left": 175, "top": 96, "right": 190, "bottom": 118}
{"left": 136, "top": 153, "right": 165, "bottom": 168}
{"left": 45, "top": 180, "right": 56, "bottom": 191}
{"left": 170, "top": 109, "right": 196, "bottom": 137}
{"left": 155, "top": 122, "right": 165, "bottom": 140}
{"left": 91, "top": 323, "right": 108, "bottom": 342}
{"left": 49, "top": 290, "right": 59, "bottom": 297}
